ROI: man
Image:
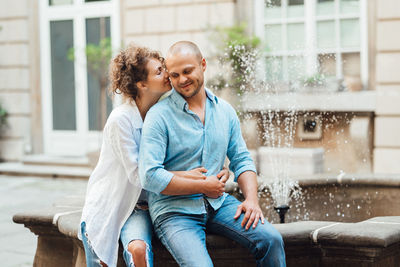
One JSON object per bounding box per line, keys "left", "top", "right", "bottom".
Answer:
{"left": 139, "top": 41, "right": 286, "bottom": 267}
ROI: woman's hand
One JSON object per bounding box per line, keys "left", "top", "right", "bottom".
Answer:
{"left": 216, "top": 166, "right": 230, "bottom": 184}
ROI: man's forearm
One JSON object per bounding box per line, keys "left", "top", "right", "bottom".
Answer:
{"left": 161, "top": 175, "right": 205, "bottom": 195}
{"left": 237, "top": 171, "right": 258, "bottom": 201}
{"left": 161, "top": 174, "right": 225, "bottom": 198}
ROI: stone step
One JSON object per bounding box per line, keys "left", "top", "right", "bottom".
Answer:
{"left": 22, "top": 154, "right": 90, "bottom": 168}
{"left": 0, "top": 162, "right": 91, "bottom": 179}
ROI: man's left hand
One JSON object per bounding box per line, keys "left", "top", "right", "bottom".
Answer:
{"left": 233, "top": 199, "right": 265, "bottom": 230}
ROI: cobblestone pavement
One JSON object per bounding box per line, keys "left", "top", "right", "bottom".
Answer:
{"left": 0, "top": 175, "right": 87, "bottom": 267}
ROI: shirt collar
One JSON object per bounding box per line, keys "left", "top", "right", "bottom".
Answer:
{"left": 205, "top": 88, "right": 219, "bottom": 105}
{"left": 170, "top": 87, "right": 219, "bottom": 111}
{"left": 122, "top": 102, "right": 143, "bottom": 130}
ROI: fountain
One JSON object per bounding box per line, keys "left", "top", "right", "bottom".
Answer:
{"left": 211, "top": 39, "right": 307, "bottom": 222}
{"left": 274, "top": 205, "right": 290, "bottom": 223}
{"left": 213, "top": 35, "right": 375, "bottom": 224}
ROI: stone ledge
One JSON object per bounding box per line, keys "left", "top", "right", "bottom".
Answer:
{"left": 274, "top": 221, "right": 334, "bottom": 245}
{"left": 315, "top": 222, "right": 400, "bottom": 248}
{"left": 259, "top": 173, "right": 400, "bottom": 188}
{"left": 366, "top": 216, "right": 400, "bottom": 223}
{"left": 241, "top": 91, "right": 376, "bottom": 113}
{"left": 13, "top": 194, "right": 400, "bottom": 267}
{"left": 0, "top": 162, "right": 92, "bottom": 179}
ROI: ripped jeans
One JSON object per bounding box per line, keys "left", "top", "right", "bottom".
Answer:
{"left": 120, "top": 208, "right": 154, "bottom": 267}
{"left": 81, "top": 221, "right": 105, "bottom": 267}
{"left": 81, "top": 208, "right": 153, "bottom": 267}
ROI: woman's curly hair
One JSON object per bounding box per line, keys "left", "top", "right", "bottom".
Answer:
{"left": 109, "top": 44, "right": 164, "bottom": 102}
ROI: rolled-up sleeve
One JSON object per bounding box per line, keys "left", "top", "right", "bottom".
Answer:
{"left": 226, "top": 109, "right": 257, "bottom": 182}
{"left": 139, "top": 111, "right": 173, "bottom": 194}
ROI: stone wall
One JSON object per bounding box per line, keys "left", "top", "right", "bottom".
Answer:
{"left": 120, "top": 0, "right": 236, "bottom": 81}
{"left": 373, "top": 0, "right": 400, "bottom": 173}
{"left": 0, "top": 0, "right": 40, "bottom": 161}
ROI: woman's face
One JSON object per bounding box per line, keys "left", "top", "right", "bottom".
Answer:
{"left": 144, "top": 58, "right": 172, "bottom": 95}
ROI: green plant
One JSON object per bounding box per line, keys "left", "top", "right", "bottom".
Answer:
{"left": 208, "top": 23, "right": 261, "bottom": 95}
{"left": 68, "top": 37, "right": 112, "bottom": 128}
{"left": 0, "top": 103, "right": 8, "bottom": 134}
{"left": 303, "top": 73, "right": 326, "bottom": 87}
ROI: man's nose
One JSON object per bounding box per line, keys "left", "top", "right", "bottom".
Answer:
{"left": 179, "top": 75, "right": 188, "bottom": 85}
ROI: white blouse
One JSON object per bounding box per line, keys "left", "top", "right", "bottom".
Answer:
{"left": 79, "top": 102, "right": 144, "bottom": 267}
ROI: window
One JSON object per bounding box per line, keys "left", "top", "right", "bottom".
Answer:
{"left": 257, "top": 0, "right": 367, "bottom": 91}
{"left": 40, "top": 0, "right": 120, "bottom": 155}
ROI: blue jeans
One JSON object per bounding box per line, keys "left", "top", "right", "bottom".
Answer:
{"left": 120, "top": 208, "right": 154, "bottom": 267}
{"left": 81, "top": 221, "right": 104, "bottom": 267}
{"left": 81, "top": 208, "right": 153, "bottom": 267}
{"left": 154, "top": 195, "right": 286, "bottom": 267}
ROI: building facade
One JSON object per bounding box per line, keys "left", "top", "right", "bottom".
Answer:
{"left": 0, "top": 0, "right": 399, "bottom": 173}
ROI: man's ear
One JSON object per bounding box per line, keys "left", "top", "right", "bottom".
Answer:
{"left": 201, "top": 58, "right": 207, "bottom": 72}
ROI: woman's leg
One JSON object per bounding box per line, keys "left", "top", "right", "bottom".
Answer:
{"left": 127, "top": 240, "right": 147, "bottom": 267}
{"left": 120, "top": 209, "right": 153, "bottom": 267}
{"left": 80, "top": 222, "right": 108, "bottom": 267}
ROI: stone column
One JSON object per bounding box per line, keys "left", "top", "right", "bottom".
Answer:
{"left": 374, "top": 0, "right": 400, "bottom": 173}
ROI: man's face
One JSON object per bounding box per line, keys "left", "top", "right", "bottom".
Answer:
{"left": 166, "top": 53, "right": 206, "bottom": 99}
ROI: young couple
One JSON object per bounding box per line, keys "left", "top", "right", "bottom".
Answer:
{"left": 79, "top": 41, "right": 286, "bottom": 267}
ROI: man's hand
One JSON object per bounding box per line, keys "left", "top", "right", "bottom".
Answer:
{"left": 202, "top": 176, "right": 225, "bottom": 199}
{"left": 216, "top": 166, "right": 230, "bottom": 184}
{"left": 234, "top": 199, "right": 265, "bottom": 230}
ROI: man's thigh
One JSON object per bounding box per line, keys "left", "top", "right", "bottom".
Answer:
{"left": 154, "top": 212, "right": 213, "bottom": 267}
{"left": 207, "top": 195, "right": 283, "bottom": 258}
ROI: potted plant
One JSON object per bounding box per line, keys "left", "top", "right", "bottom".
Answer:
{"left": 68, "top": 37, "right": 112, "bottom": 129}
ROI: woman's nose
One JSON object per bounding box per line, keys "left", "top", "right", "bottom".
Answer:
{"left": 163, "top": 70, "right": 169, "bottom": 79}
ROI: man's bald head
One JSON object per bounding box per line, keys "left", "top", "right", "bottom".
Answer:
{"left": 167, "top": 41, "right": 203, "bottom": 63}
{"left": 165, "top": 41, "right": 206, "bottom": 100}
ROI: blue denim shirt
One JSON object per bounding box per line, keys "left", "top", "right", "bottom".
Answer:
{"left": 139, "top": 88, "right": 256, "bottom": 222}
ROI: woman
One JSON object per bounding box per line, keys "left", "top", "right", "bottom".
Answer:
{"left": 79, "top": 44, "right": 228, "bottom": 267}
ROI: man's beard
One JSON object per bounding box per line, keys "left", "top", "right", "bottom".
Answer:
{"left": 181, "top": 79, "right": 203, "bottom": 99}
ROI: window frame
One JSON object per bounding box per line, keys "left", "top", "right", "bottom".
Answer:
{"left": 39, "top": 0, "right": 120, "bottom": 155}
{"left": 254, "top": 0, "right": 368, "bottom": 89}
